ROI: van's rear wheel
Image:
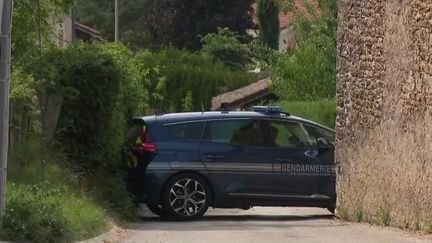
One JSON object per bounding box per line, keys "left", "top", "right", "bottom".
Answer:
{"left": 162, "top": 173, "right": 210, "bottom": 219}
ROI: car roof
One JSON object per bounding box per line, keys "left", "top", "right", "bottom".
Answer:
{"left": 134, "top": 111, "right": 335, "bottom": 132}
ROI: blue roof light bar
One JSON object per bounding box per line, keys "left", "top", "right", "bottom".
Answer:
{"left": 252, "top": 106, "right": 289, "bottom": 116}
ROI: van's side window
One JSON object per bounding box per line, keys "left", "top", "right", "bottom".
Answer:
{"left": 203, "top": 119, "right": 263, "bottom": 147}
{"left": 166, "top": 122, "right": 205, "bottom": 140}
{"left": 266, "top": 120, "right": 310, "bottom": 147}
{"left": 303, "top": 124, "right": 335, "bottom": 145}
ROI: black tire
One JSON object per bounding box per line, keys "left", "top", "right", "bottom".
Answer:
{"left": 147, "top": 204, "right": 167, "bottom": 217}
{"left": 162, "top": 173, "right": 211, "bottom": 220}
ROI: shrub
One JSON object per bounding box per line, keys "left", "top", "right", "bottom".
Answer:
{"left": 271, "top": 38, "right": 336, "bottom": 101}
{"left": 5, "top": 137, "right": 109, "bottom": 242}
{"left": 2, "top": 184, "right": 68, "bottom": 243}
{"left": 379, "top": 206, "right": 390, "bottom": 226}
{"left": 2, "top": 183, "right": 107, "bottom": 243}
{"left": 277, "top": 99, "right": 336, "bottom": 128}
{"left": 338, "top": 207, "right": 349, "bottom": 220}
{"left": 33, "top": 43, "right": 124, "bottom": 171}
{"left": 270, "top": 0, "right": 337, "bottom": 101}
{"left": 32, "top": 42, "right": 138, "bottom": 217}
{"left": 355, "top": 208, "right": 363, "bottom": 223}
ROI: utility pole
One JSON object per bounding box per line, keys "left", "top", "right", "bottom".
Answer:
{"left": 114, "top": 0, "right": 118, "bottom": 42}
{"left": 0, "top": 0, "right": 13, "bottom": 229}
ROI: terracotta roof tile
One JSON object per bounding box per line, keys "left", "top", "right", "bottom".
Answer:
{"left": 211, "top": 78, "right": 272, "bottom": 110}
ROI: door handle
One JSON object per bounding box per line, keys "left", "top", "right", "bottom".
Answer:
{"left": 205, "top": 154, "right": 224, "bottom": 160}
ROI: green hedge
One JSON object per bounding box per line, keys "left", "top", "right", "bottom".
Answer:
{"left": 32, "top": 42, "right": 138, "bottom": 217}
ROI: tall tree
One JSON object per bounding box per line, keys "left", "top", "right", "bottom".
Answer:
{"left": 13, "top": 0, "right": 73, "bottom": 64}
{"left": 257, "top": 0, "right": 280, "bottom": 49}
{"left": 75, "top": 0, "right": 255, "bottom": 51}
{"left": 74, "top": 0, "right": 151, "bottom": 50}
{"left": 144, "top": 0, "right": 255, "bottom": 50}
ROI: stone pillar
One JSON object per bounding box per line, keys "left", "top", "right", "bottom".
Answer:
{"left": 336, "top": 0, "right": 432, "bottom": 230}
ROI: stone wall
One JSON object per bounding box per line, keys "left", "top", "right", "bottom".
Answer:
{"left": 336, "top": 0, "right": 432, "bottom": 230}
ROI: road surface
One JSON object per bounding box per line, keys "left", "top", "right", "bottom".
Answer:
{"left": 85, "top": 206, "right": 432, "bottom": 243}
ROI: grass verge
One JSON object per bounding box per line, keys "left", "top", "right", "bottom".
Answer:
{"left": 2, "top": 183, "right": 108, "bottom": 243}
{"left": 2, "top": 137, "right": 111, "bottom": 242}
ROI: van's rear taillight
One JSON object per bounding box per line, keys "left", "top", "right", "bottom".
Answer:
{"left": 140, "top": 129, "right": 157, "bottom": 153}
{"left": 141, "top": 143, "right": 157, "bottom": 153}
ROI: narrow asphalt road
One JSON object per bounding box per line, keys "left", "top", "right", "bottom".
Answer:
{"left": 86, "top": 206, "right": 432, "bottom": 243}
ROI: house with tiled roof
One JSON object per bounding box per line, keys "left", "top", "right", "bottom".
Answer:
{"left": 50, "top": 10, "right": 102, "bottom": 46}
{"left": 211, "top": 78, "right": 277, "bottom": 111}
{"left": 211, "top": 1, "right": 320, "bottom": 110}
{"left": 251, "top": 0, "right": 318, "bottom": 52}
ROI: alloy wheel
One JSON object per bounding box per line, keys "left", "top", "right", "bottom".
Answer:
{"left": 168, "top": 178, "right": 206, "bottom": 216}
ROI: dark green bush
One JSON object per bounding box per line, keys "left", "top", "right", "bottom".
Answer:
{"left": 32, "top": 42, "right": 137, "bottom": 217}
{"left": 33, "top": 43, "right": 123, "bottom": 171}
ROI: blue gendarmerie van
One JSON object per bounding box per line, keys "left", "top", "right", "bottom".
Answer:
{"left": 126, "top": 106, "right": 335, "bottom": 219}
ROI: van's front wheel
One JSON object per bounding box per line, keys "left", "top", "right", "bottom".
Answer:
{"left": 162, "top": 173, "right": 210, "bottom": 219}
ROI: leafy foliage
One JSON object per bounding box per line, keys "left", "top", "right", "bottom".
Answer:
{"left": 10, "top": 68, "right": 40, "bottom": 137}
{"left": 270, "top": 0, "right": 337, "bottom": 101}
{"left": 34, "top": 43, "right": 123, "bottom": 170}
{"left": 134, "top": 48, "right": 252, "bottom": 112}
{"left": 182, "top": 91, "right": 194, "bottom": 112}
{"left": 257, "top": 0, "right": 280, "bottom": 49}
{"left": 12, "top": 0, "right": 73, "bottom": 65}
{"left": 201, "top": 28, "right": 252, "bottom": 71}
{"left": 31, "top": 42, "right": 138, "bottom": 217}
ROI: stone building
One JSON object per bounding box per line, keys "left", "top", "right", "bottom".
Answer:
{"left": 337, "top": 0, "right": 432, "bottom": 230}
